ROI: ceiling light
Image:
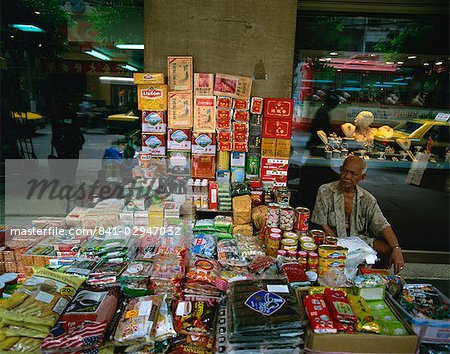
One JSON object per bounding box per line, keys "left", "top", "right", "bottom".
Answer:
{"left": 34, "top": 11, "right": 41, "bottom": 14}
{"left": 121, "top": 64, "right": 138, "bottom": 72}
{"left": 407, "top": 56, "right": 417, "bottom": 59}
{"left": 10, "top": 35, "right": 14, "bottom": 38}
{"left": 38, "top": 43, "right": 42, "bottom": 47}
{"left": 326, "top": 57, "right": 332, "bottom": 61}
{"left": 329, "top": 52, "right": 338, "bottom": 56}
{"left": 99, "top": 76, "right": 134, "bottom": 83}
{"left": 85, "top": 49, "right": 110, "bottom": 61}
{"left": 397, "top": 61, "right": 404, "bottom": 65}
{"left": 424, "top": 63, "right": 430, "bottom": 66}
{"left": 10, "top": 24, "right": 45, "bottom": 33}
{"left": 115, "top": 44, "right": 144, "bottom": 50}
{"left": 386, "top": 62, "right": 394, "bottom": 65}
{"left": 436, "top": 61, "right": 443, "bottom": 65}
{"left": 319, "top": 58, "right": 326, "bottom": 62}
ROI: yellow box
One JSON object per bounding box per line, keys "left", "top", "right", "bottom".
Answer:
{"left": 261, "top": 138, "right": 276, "bottom": 157}
{"left": 148, "top": 205, "right": 164, "bottom": 227}
{"left": 133, "top": 73, "right": 165, "bottom": 85}
{"left": 276, "top": 139, "right": 291, "bottom": 158}
{"left": 168, "top": 56, "right": 193, "bottom": 91}
{"left": 168, "top": 91, "right": 193, "bottom": 128}
{"left": 137, "top": 84, "right": 168, "bottom": 111}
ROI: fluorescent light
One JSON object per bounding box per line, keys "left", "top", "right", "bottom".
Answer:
{"left": 34, "top": 11, "right": 41, "bottom": 15}
{"left": 319, "top": 58, "right": 326, "bottom": 62}
{"left": 407, "top": 55, "right": 417, "bottom": 59}
{"left": 329, "top": 52, "right": 338, "bottom": 56}
{"left": 99, "top": 76, "right": 134, "bottom": 83}
{"left": 386, "top": 62, "right": 394, "bottom": 65}
{"left": 116, "top": 44, "right": 144, "bottom": 50}
{"left": 424, "top": 63, "right": 430, "bottom": 66}
{"left": 436, "top": 61, "right": 443, "bottom": 65}
{"left": 397, "top": 61, "right": 404, "bottom": 64}
{"left": 121, "top": 64, "right": 138, "bottom": 72}
{"left": 85, "top": 49, "right": 110, "bottom": 61}
{"left": 10, "top": 24, "right": 45, "bottom": 33}
{"left": 325, "top": 57, "right": 332, "bottom": 61}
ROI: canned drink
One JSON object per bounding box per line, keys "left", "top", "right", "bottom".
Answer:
{"left": 267, "top": 203, "right": 280, "bottom": 228}
{"left": 294, "top": 207, "right": 310, "bottom": 231}
{"left": 309, "top": 229, "right": 326, "bottom": 245}
{"left": 325, "top": 236, "right": 338, "bottom": 245}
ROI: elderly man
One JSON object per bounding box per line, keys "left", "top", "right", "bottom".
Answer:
{"left": 311, "top": 156, "right": 405, "bottom": 274}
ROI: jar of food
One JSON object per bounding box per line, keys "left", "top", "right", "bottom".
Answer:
{"left": 274, "top": 187, "right": 291, "bottom": 204}
{"left": 297, "top": 251, "right": 308, "bottom": 267}
{"left": 281, "top": 238, "right": 298, "bottom": 251}
{"left": 325, "top": 236, "right": 338, "bottom": 245}
{"left": 307, "top": 252, "right": 319, "bottom": 267}
{"left": 267, "top": 233, "right": 282, "bottom": 249}
{"left": 287, "top": 250, "right": 298, "bottom": 258}
{"left": 277, "top": 249, "right": 287, "bottom": 257}
{"left": 283, "top": 231, "right": 298, "bottom": 241}
{"left": 299, "top": 235, "right": 314, "bottom": 244}
{"left": 266, "top": 246, "right": 278, "bottom": 258}
{"left": 301, "top": 242, "right": 318, "bottom": 252}
{"left": 279, "top": 206, "right": 295, "bottom": 231}
{"left": 267, "top": 203, "right": 280, "bottom": 228}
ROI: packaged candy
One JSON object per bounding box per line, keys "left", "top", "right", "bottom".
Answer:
{"left": 114, "top": 295, "right": 162, "bottom": 344}
{"left": 190, "top": 233, "right": 217, "bottom": 259}
{"left": 186, "top": 258, "right": 227, "bottom": 288}
{"left": 236, "top": 234, "right": 265, "bottom": 260}
{"left": 248, "top": 255, "right": 276, "bottom": 274}
{"left": 303, "top": 294, "right": 337, "bottom": 333}
{"left": 214, "top": 215, "right": 233, "bottom": 234}
{"left": 217, "top": 239, "right": 247, "bottom": 268}
{"left": 193, "top": 219, "right": 216, "bottom": 232}
{"left": 354, "top": 274, "right": 383, "bottom": 288}
{"left": 169, "top": 333, "right": 215, "bottom": 354}
{"left": 153, "top": 295, "right": 177, "bottom": 341}
{"left": 281, "top": 263, "right": 308, "bottom": 283}
{"left": 173, "top": 300, "right": 217, "bottom": 336}
{"left": 324, "top": 288, "right": 358, "bottom": 324}
{"left": 119, "top": 261, "right": 153, "bottom": 282}
{"left": 333, "top": 320, "right": 357, "bottom": 333}
{"left": 347, "top": 294, "right": 381, "bottom": 334}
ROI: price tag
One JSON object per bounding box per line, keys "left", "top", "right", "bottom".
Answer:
{"left": 267, "top": 285, "right": 289, "bottom": 293}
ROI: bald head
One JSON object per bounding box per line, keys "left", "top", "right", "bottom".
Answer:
{"left": 339, "top": 156, "right": 367, "bottom": 191}
{"left": 342, "top": 156, "right": 367, "bottom": 174}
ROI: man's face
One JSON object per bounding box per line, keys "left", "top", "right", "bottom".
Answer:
{"left": 339, "top": 160, "right": 366, "bottom": 189}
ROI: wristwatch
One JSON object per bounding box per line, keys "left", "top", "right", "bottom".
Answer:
{"left": 392, "top": 245, "right": 401, "bottom": 251}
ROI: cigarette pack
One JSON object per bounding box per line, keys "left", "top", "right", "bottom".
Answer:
{"left": 141, "top": 111, "right": 167, "bottom": 133}
{"left": 218, "top": 141, "right": 232, "bottom": 151}
{"left": 141, "top": 133, "right": 166, "bottom": 156}
{"left": 217, "top": 131, "right": 232, "bottom": 142}
{"left": 193, "top": 96, "right": 216, "bottom": 132}
{"left": 263, "top": 98, "right": 294, "bottom": 119}
{"left": 167, "top": 128, "right": 192, "bottom": 150}
{"left": 137, "top": 84, "right": 168, "bottom": 111}
{"left": 233, "top": 99, "right": 250, "bottom": 110}
{"left": 192, "top": 132, "right": 216, "bottom": 155}
{"left": 276, "top": 138, "right": 291, "bottom": 158}
{"left": 168, "top": 91, "right": 193, "bottom": 128}
{"left": 133, "top": 73, "right": 165, "bottom": 85}
{"left": 168, "top": 56, "right": 193, "bottom": 91}
{"left": 233, "top": 141, "right": 248, "bottom": 152}
{"left": 217, "top": 96, "right": 232, "bottom": 109}
{"left": 214, "top": 73, "right": 252, "bottom": 99}
{"left": 194, "top": 73, "right": 214, "bottom": 96}
{"left": 261, "top": 138, "right": 277, "bottom": 157}
{"left": 233, "top": 110, "right": 250, "bottom": 122}
{"left": 250, "top": 97, "right": 264, "bottom": 114}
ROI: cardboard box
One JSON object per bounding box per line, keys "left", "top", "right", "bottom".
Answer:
{"left": 148, "top": 205, "right": 164, "bottom": 227}
{"left": 193, "top": 96, "right": 216, "bottom": 132}
{"left": 214, "top": 73, "right": 252, "bottom": 99}
{"left": 167, "top": 150, "right": 190, "bottom": 175}
{"left": 261, "top": 138, "right": 276, "bottom": 157}
{"left": 276, "top": 138, "right": 291, "bottom": 158}
{"left": 141, "top": 111, "right": 167, "bottom": 133}
{"left": 233, "top": 141, "right": 248, "bottom": 152}
{"left": 260, "top": 157, "right": 288, "bottom": 184}
{"left": 218, "top": 141, "right": 232, "bottom": 151}
{"left": 217, "top": 96, "right": 232, "bottom": 109}
{"left": 262, "top": 116, "right": 292, "bottom": 139}
{"left": 192, "top": 132, "right": 216, "bottom": 155}
{"left": 168, "top": 56, "right": 193, "bottom": 91}
{"left": 250, "top": 97, "right": 264, "bottom": 114}
{"left": 217, "top": 131, "right": 232, "bottom": 143}
{"left": 168, "top": 91, "right": 193, "bottom": 128}
{"left": 296, "top": 288, "right": 419, "bottom": 354}
{"left": 133, "top": 73, "right": 165, "bottom": 85}
{"left": 194, "top": 73, "right": 214, "bottom": 96}
{"left": 263, "top": 98, "right": 294, "bottom": 119}
{"left": 141, "top": 133, "right": 166, "bottom": 156}
{"left": 231, "top": 152, "right": 246, "bottom": 167}
{"left": 167, "top": 128, "right": 191, "bottom": 150}
{"left": 137, "top": 84, "right": 168, "bottom": 111}
{"left": 231, "top": 167, "right": 245, "bottom": 183}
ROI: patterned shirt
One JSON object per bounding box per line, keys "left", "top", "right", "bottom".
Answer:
{"left": 311, "top": 181, "right": 390, "bottom": 239}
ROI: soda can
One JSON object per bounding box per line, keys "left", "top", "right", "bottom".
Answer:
{"left": 294, "top": 207, "right": 310, "bottom": 231}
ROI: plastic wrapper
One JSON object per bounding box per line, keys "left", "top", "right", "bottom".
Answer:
{"left": 230, "top": 182, "right": 251, "bottom": 197}
{"left": 214, "top": 216, "right": 233, "bottom": 234}
{"left": 236, "top": 234, "right": 265, "bottom": 260}
{"left": 303, "top": 294, "right": 337, "bottom": 334}
{"left": 281, "top": 263, "right": 308, "bottom": 284}
{"left": 153, "top": 295, "right": 177, "bottom": 341}
{"left": 354, "top": 274, "right": 383, "bottom": 288}
{"left": 252, "top": 205, "right": 268, "bottom": 230}
{"left": 190, "top": 233, "right": 217, "bottom": 259}
{"left": 87, "top": 261, "right": 128, "bottom": 285}
{"left": 347, "top": 294, "right": 380, "bottom": 334}
{"left": 324, "top": 288, "right": 358, "bottom": 324}
{"left": 186, "top": 258, "right": 228, "bottom": 291}
{"left": 248, "top": 255, "right": 276, "bottom": 274}
{"left": 232, "top": 223, "right": 253, "bottom": 237}
{"left": 0, "top": 267, "right": 84, "bottom": 335}
{"left": 169, "top": 334, "right": 215, "bottom": 354}
{"left": 398, "top": 284, "right": 449, "bottom": 320}
{"left": 114, "top": 295, "right": 161, "bottom": 344}
{"left": 41, "top": 287, "right": 120, "bottom": 352}
{"left": 173, "top": 300, "right": 217, "bottom": 336}
{"left": 193, "top": 219, "right": 216, "bottom": 232}
{"left": 217, "top": 239, "right": 247, "bottom": 268}
{"left": 119, "top": 261, "right": 152, "bottom": 282}
{"left": 232, "top": 195, "right": 252, "bottom": 225}
{"left": 218, "top": 267, "right": 250, "bottom": 283}
{"left": 65, "top": 258, "right": 98, "bottom": 276}
{"left": 0, "top": 337, "right": 42, "bottom": 352}
{"left": 333, "top": 320, "right": 357, "bottom": 333}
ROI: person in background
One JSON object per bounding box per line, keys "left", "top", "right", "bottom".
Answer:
{"left": 311, "top": 156, "right": 405, "bottom": 274}
{"left": 307, "top": 93, "right": 340, "bottom": 152}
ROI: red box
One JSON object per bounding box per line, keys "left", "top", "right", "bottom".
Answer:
{"left": 260, "top": 157, "right": 289, "bottom": 184}
{"left": 192, "top": 155, "right": 215, "bottom": 178}
{"left": 233, "top": 99, "right": 250, "bottom": 110}
{"left": 262, "top": 117, "right": 292, "bottom": 139}
{"left": 209, "top": 181, "right": 218, "bottom": 210}
{"left": 233, "top": 122, "right": 248, "bottom": 134}
{"left": 217, "top": 96, "right": 232, "bottom": 109}
{"left": 233, "top": 142, "right": 248, "bottom": 152}
{"left": 217, "top": 108, "right": 232, "bottom": 120}
{"left": 217, "top": 131, "right": 232, "bottom": 142}
{"left": 234, "top": 131, "right": 247, "bottom": 142}
{"left": 192, "top": 132, "right": 216, "bottom": 155}
{"left": 218, "top": 142, "right": 232, "bottom": 151}
{"left": 234, "top": 110, "right": 250, "bottom": 122}
{"left": 167, "top": 128, "right": 192, "bottom": 150}
{"left": 263, "top": 98, "right": 294, "bottom": 119}
{"left": 250, "top": 97, "right": 264, "bottom": 114}
{"left": 141, "top": 133, "right": 166, "bottom": 156}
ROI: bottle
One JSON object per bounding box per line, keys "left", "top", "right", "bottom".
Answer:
{"left": 201, "top": 179, "right": 209, "bottom": 209}
{"left": 193, "top": 179, "right": 201, "bottom": 209}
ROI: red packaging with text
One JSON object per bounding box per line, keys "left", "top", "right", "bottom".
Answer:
{"left": 250, "top": 97, "right": 264, "bottom": 114}
{"left": 234, "top": 110, "right": 250, "bottom": 122}
{"left": 262, "top": 116, "right": 292, "bottom": 139}
{"left": 233, "top": 99, "right": 250, "bottom": 110}
{"left": 263, "top": 98, "right": 294, "bottom": 119}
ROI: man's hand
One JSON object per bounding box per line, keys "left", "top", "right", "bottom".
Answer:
{"left": 391, "top": 247, "right": 405, "bottom": 274}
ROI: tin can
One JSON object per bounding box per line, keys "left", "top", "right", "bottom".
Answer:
{"left": 294, "top": 207, "right": 310, "bottom": 231}
{"left": 283, "top": 231, "right": 298, "bottom": 241}
{"left": 287, "top": 250, "right": 298, "bottom": 258}
{"left": 280, "top": 206, "right": 295, "bottom": 231}
{"left": 277, "top": 249, "right": 287, "bottom": 257}
{"left": 267, "top": 233, "right": 282, "bottom": 249}
{"left": 281, "top": 238, "right": 297, "bottom": 251}
{"left": 299, "top": 235, "right": 314, "bottom": 244}
{"left": 216, "top": 151, "right": 230, "bottom": 170}
{"left": 301, "top": 242, "right": 317, "bottom": 252}
{"left": 309, "top": 229, "right": 326, "bottom": 245}
{"left": 325, "top": 236, "right": 338, "bottom": 245}
{"left": 267, "top": 203, "right": 280, "bottom": 228}
{"left": 318, "top": 245, "right": 348, "bottom": 259}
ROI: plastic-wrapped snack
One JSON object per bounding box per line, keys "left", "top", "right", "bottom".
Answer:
{"left": 150, "top": 253, "right": 185, "bottom": 281}
{"left": 347, "top": 294, "right": 380, "bottom": 334}
{"left": 42, "top": 287, "right": 120, "bottom": 352}
{"left": 354, "top": 274, "right": 383, "bottom": 288}
{"left": 218, "top": 267, "right": 250, "bottom": 283}
{"left": 193, "top": 219, "right": 216, "bottom": 232}
{"left": 65, "top": 258, "right": 99, "bottom": 276}
{"left": 214, "top": 215, "right": 233, "bottom": 234}
{"left": 1, "top": 337, "right": 42, "bottom": 352}
{"left": 190, "top": 233, "right": 217, "bottom": 259}
{"left": 186, "top": 258, "right": 228, "bottom": 290}
{"left": 119, "top": 261, "right": 152, "bottom": 282}
{"left": 173, "top": 300, "right": 217, "bottom": 336}
{"left": 248, "top": 255, "right": 276, "bottom": 274}
{"left": 333, "top": 321, "right": 357, "bottom": 333}
{"left": 217, "top": 239, "right": 247, "bottom": 268}
{"left": 379, "top": 321, "right": 408, "bottom": 336}
{"left": 153, "top": 295, "right": 177, "bottom": 342}
{"left": 236, "top": 234, "right": 265, "bottom": 260}
{"left": 114, "top": 295, "right": 161, "bottom": 344}
{"left": 87, "top": 261, "right": 128, "bottom": 285}
{"left": 169, "top": 334, "right": 215, "bottom": 354}
{"left": 281, "top": 263, "right": 308, "bottom": 283}
{"left": 324, "top": 288, "right": 358, "bottom": 324}
{"left": 0, "top": 267, "right": 84, "bottom": 335}
{"left": 303, "top": 294, "right": 337, "bottom": 334}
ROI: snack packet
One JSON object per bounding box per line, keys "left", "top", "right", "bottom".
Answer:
{"left": 324, "top": 288, "right": 358, "bottom": 324}
{"left": 173, "top": 300, "right": 217, "bottom": 336}
{"left": 303, "top": 294, "right": 337, "bottom": 334}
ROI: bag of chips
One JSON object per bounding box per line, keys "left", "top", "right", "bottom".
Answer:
{"left": 173, "top": 300, "right": 217, "bottom": 336}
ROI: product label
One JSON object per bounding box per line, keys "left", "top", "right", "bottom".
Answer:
{"left": 245, "top": 290, "right": 286, "bottom": 316}
{"left": 36, "top": 291, "right": 55, "bottom": 304}
{"left": 138, "top": 300, "right": 153, "bottom": 317}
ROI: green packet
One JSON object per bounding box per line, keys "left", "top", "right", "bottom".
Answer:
{"left": 217, "top": 232, "right": 233, "bottom": 241}
{"left": 379, "top": 321, "right": 408, "bottom": 336}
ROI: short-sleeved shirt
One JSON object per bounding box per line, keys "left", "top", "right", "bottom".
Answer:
{"left": 311, "top": 181, "right": 390, "bottom": 240}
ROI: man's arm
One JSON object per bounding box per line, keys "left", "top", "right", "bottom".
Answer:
{"left": 380, "top": 226, "right": 405, "bottom": 275}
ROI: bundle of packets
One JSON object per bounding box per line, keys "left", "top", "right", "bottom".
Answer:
{"left": 0, "top": 268, "right": 85, "bottom": 347}
{"left": 367, "top": 300, "right": 409, "bottom": 335}
{"left": 118, "top": 260, "right": 153, "bottom": 296}
{"left": 149, "top": 251, "right": 186, "bottom": 296}
{"left": 86, "top": 260, "right": 128, "bottom": 285}
{"left": 398, "top": 284, "right": 449, "bottom": 320}
{"left": 227, "top": 279, "right": 303, "bottom": 352}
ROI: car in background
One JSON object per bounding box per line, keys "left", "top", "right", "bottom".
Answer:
{"left": 106, "top": 111, "right": 139, "bottom": 133}
{"left": 374, "top": 119, "right": 450, "bottom": 158}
